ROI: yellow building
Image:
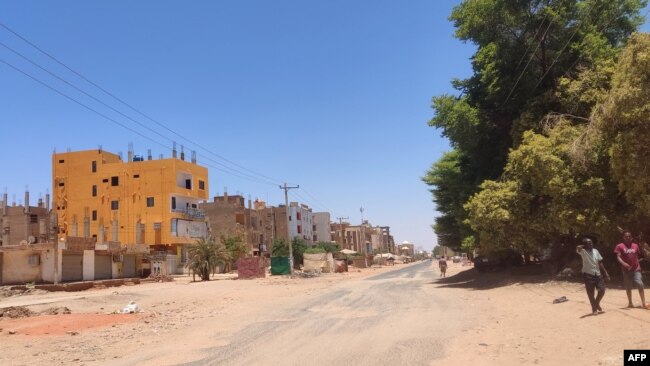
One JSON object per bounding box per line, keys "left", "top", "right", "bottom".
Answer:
{"left": 52, "top": 148, "right": 209, "bottom": 278}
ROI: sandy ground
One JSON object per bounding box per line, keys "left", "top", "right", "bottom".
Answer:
{"left": 1, "top": 261, "right": 649, "bottom": 366}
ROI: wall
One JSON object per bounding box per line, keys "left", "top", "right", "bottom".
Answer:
{"left": 83, "top": 249, "right": 94, "bottom": 281}
{"left": 2, "top": 250, "right": 41, "bottom": 284}
{"left": 41, "top": 248, "right": 56, "bottom": 283}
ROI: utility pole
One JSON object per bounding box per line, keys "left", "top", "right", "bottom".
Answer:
{"left": 336, "top": 216, "right": 348, "bottom": 249}
{"left": 280, "top": 183, "right": 299, "bottom": 276}
{"left": 360, "top": 207, "right": 365, "bottom": 254}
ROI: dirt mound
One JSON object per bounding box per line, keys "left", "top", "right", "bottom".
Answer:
{"left": 39, "top": 307, "right": 71, "bottom": 315}
{"left": 0, "top": 306, "right": 35, "bottom": 318}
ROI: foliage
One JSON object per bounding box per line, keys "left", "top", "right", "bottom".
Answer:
{"left": 220, "top": 234, "right": 247, "bottom": 273}
{"left": 185, "top": 237, "right": 223, "bottom": 281}
{"left": 271, "top": 238, "right": 289, "bottom": 257}
{"left": 291, "top": 237, "right": 308, "bottom": 265}
{"left": 597, "top": 34, "right": 650, "bottom": 213}
{"left": 465, "top": 121, "right": 622, "bottom": 253}
{"left": 426, "top": 0, "right": 646, "bottom": 252}
{"left": 460, "top": 235, "right": 476, "bottom": 253}
{"left": 315, "top": 241, "right": 340, "bottom": 253}
{"left": 304, "top": 247, "right": 326, "bottom": 254}
{"left": 270, "top": 237, "right": 309, "bottom": 266}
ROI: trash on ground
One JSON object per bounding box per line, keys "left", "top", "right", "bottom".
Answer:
{"left": 552, "top": 296, "right": 568, "bottom": 304}
{"left": 121, "top": 301, "right": 141, "bottom": 314}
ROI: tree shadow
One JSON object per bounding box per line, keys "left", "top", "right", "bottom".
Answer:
{"left": 427, "top": 265, "right": 570, "bottom": 290}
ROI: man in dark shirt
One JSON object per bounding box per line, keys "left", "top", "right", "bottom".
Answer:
{"left": 438, "top": 256, "right": 448, "bottom": 277}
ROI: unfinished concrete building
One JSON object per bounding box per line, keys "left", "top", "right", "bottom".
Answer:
{"left": 0, "top": 190, "right": 56, "bottom": 285}
{"left": 200, "top": 192, "right": 267, "bottom": 255}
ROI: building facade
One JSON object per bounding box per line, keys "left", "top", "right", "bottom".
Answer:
{"left": 311, "top": 212, "right": 331, "bottom": 243}
{"left": 200, "top": 193, "right": 267, "bottom": 255}
{"left": 0, "top": 191, "right": 56, "bottom": 285}
{"left": 52, "top": 147, "right": 209, "bottom": 280}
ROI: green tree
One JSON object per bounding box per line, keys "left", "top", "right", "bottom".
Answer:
{"left": 596, "top": 33, "right": 650, "bottom": 213}
{"left": 465, "top": 121, "right": 617, "bottom": 254}
{"left": 426, "top": 0, "right": 646, "bottom": 249}
{"left": 220, "top": 234, "right": 247, "bottom": 272}
{"left": 185, "top": 237, "right": 222, "bottom": 281}
{"left": 270, "top": 237, "right": 308, "bottom": 267}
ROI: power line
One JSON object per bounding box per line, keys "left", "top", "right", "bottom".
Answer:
{"left": 503, "top": 19, "right": 554, "bottom": 105}
{"left": 0, "top": 22, "right": 283, "bottom": 186}
{"left": 0, "top": 57, "right": 275, "bottom": 186}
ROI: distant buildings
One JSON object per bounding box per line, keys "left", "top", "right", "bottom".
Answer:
{"left": 1, "top": 145, "right": 401, "bottom": 284}
{"left": 330, "top": 220, "right": 395, "bottom": 254}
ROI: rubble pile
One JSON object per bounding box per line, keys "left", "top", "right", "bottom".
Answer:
{"left": 148, "top": 273, "right": 174, "bottom": 282}
{"left": 0, "top": 306, "right": 34, "bottom": 318}
{"left": 40, "top": 307, "right": 72, "bottom": 315}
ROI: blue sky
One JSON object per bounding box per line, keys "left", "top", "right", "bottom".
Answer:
{"left": 1, "top": 2, "right": 646, "bottom": 251}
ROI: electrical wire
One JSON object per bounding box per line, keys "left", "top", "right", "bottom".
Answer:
{"left": 0, "top": 22, "right": 283, "bottom": 186}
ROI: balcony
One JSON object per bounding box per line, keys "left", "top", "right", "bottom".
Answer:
{"left": 171, "top": 207, "right": 206, "bottom": 220}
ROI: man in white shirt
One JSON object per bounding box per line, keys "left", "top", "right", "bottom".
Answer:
{"left": 576, "top": 237, "right": 610, "bottom": 315}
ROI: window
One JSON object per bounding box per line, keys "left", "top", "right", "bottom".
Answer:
{"left": 185, "top": 179, "right": 192, "bottom": 189}
{"left": 102, "top": 178, "right": 109, "bottom": 183}
{"left": 147, "top": 197, "right": 155, "bottom": 207}
{"left": 58, "top": 159, "right": 65, "bottom": 163}
{"left": 199, "top": 180, "right": 205, "bottom": 190}
{"left": 134, "top": 174, "right": 140, "bottom": 178}
{"left": 171, "top": 197, "right": 176, "bottom": 210}
{"left": 30, "top": 214, "right": 38, "bottom": 223}
{"left": 91, "top": 160, "right": 97, "bottom": 172}
{"left": 58, "top": 179, "right": 65, "bottom": 187}
{"left": 111, "top": 200, "right": 119, "bottom": 210}
{"left": 111, "top": 176, "right": 119, "bottom": 186}
{"left": 92, "top": 210, "right": 97, "bottom": 221}
{"left": 92, "top": 185, "right": 97, "bottom": 197}
{"left": 297, "top": 212, "right": 302, "bottom": 220}
{"left": 28, "top": 254, "right": 40, "bottom": 266}
{"left": 297, "top": 225, "right": 302, "bottom": 234}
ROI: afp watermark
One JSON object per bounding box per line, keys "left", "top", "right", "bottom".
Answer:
{"left": 625, "top": 350, "right": 650, "bottom": 365}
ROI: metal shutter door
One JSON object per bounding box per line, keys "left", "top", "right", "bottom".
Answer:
{"left": 123, "top": 255, "right": 136, "bottom": 278}
{"left": 94, "top": 254, "right": 112, "bottom": 280}
{"left": 62, "top": 253, "right": 83, "bottom": 282}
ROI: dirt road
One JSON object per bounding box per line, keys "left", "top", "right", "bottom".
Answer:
{"left": 2, "top": 261, "right": 649, "bottom": 366}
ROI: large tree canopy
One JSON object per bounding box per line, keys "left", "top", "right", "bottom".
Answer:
{"left": 425, "top": 0, "right": 647, "bottom": 251}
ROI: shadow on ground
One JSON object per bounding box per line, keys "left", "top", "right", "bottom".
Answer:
{"left": 428, "top": 264, "right": 573, "bottom": 290}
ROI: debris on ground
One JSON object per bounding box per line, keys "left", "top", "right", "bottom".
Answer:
{"left": 552, "top": 296, "right": 568, "bottom": 304}
{"left": 120, "top": 301, "right": 141, "bottom": 314}
{"left": 0, "top": 306, "right": 35, "bottom": 318}
{"left": 40, "top": 307, "right": 71, "bottom": 315}
{"left": 148, "top": 273, "right": 174, "bottom": 282}
{"left": 296, "top": 271, "right": 321, "bottom": 278}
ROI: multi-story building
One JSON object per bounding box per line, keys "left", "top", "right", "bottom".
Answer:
{"left": 52, "top": 147, "right": 209, "bottom": 280}
{"left": 200, "top": 193, "right": 267, "bottom": 255}
{"left": 398, "top": 241, "right": 415, "bottom": 257}
{"left": 0, "top": 191, "right": 56, "bottom": 285}
{"left": 288, "top": 202, "right": 313, "bottom": 243}
{"left": 311, "top": 212, "right": 331, "bottom": 243}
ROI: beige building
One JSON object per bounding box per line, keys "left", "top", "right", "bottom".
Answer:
{"left": 0, "top": 191, "right": 56, "bottom": 285}
{"left": 398, "top": 241, "right": 415, "bottom": 257}
{"left": 200, "top": 193, "right": 267, "bottom": 255}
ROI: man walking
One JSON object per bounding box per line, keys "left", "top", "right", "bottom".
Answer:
{"left": 438, "top": 256, "right": 448, "bottom": 277}
{"left": 614, "top": 231, "right": 648, "bottom": 309}
{"left": 576, "top": 237, "right": 609, "bottom": 315}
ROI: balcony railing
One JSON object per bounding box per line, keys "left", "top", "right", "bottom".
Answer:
{"left": 172, "top": 207, "right": 206, "bottom": 220}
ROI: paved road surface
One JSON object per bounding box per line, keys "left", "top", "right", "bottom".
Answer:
{"left": 187, "top": 261, "right": 469, "bottom": 366}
